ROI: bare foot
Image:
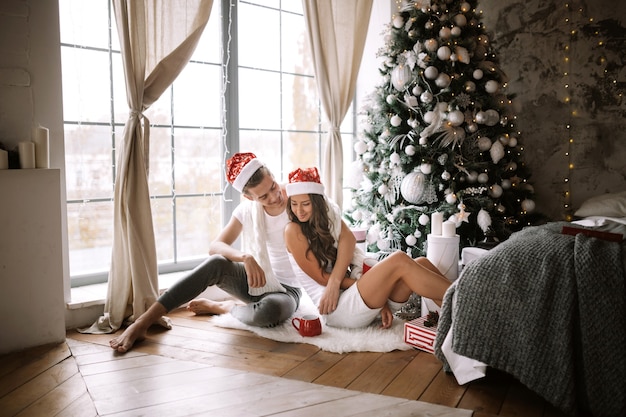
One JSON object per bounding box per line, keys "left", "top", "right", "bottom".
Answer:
{"left": 186, "top": 298, "right": 236, "bottom": 315}
{"left": 109, "top": 321, "right": 147, "bottom": 353}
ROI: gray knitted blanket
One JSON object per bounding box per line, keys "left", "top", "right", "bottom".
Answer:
{"left": 434, "top": 222, "right": 625, "bottom": 417}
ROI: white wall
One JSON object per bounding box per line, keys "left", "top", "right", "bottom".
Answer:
{"left": 0, "top": 0, "right": 69, "bottom": 353}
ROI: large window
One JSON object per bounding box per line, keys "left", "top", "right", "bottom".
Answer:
{"left": 60, "top": 0, "right": 356, "bottom": 286}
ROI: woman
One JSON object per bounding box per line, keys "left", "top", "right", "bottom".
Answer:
{"left": 284, "top": 167, "right": 451, "bottom": 329}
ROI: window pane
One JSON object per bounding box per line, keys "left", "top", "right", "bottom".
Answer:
{"left": 152, "top": 197, "right": 174, "bottom": 263}
{"left": 238, "top": 68, "right": 281, "bottom": 129}
{"left": 59, "top": 0, "right": 110, "bottom": 48}
{"left": 149, "top": 127, "right": 173, "bottom": 196}
{"left": 282, "top": 73, "right": 319, "bottom": 131}
{"left": 176, "top": 195, "right": 222, "bottom": 260}
{"left": 173, "top": 62, "right": 222, "bottom": 127}
{"left": 240, "top": 130, "right": 283, "bottom": 176}
{"left": 281, "top": 11, "right": 313, "bottom": 75}
{"left": 174, "top": 128, "right": 223, "bottom": 195}
{"left": 191, "top": 0, "right": 221, "bottom": 63}
{"left": 238, "top": 3, "right": 280, "bottom": 71}
{"left": 67, "top": 201, "right": 113, "bottom": 276}
{"left": 61, "top": 48, "right": 111, "bottom": 123}
{"left": 283, "top": 131, "right": 320, "bottom": 176}
{"left": 65, "top": 124, "right": 114, "bottom": 201}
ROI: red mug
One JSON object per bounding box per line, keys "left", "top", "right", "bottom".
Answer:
{"left": 292, "top": 315, "right": 322, "bottom": 337}
{"left": 362, "top": 258, "right": 378, "bottom": 274}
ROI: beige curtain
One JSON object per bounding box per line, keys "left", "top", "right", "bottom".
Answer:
{"left": 80, "top": 0, "right": 213, "bottom": 334}
{"left": 302, "top": 0, "right": 373, "bottom": 207}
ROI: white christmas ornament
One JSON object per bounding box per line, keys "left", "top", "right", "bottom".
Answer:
{"left": 420, "top": 91, "right": 434, "bottom": 103}
{"left": 393, "top": 15, "right": 404, "bottom": 28}
{"left": 521, "top": 199, "right": 536, "bottom": 213}
{"left": 477, "top": 209, "right": 492, "bottom": 233}
{"left": 386, "top": 94, "right": 397, "bottom": 105}
{"left": 378, "top": 184, "right": 389, "bottom": 195}
{"left": 405, "top": 145, "right": 416, "bottom": 156}
{"left": 508, "top": 137, "right": 518, "bottom": 147}
{"left": 490, "top": 141, "right": 505, "bottom": 164}
{"left": 400, "top": 170, "right": 427, "bottom": 204}
{"left": 435, "top": 73, "right": 451, "bottom": 88}
{"left": 451, "top": 26, "right": 462, "bottom": 37}
{"left": 390, "top": 152, "right": 401, "bottom": 165}
{"left": 473, "top": 69, "right": 483, "bottom": 80}
{"left": 489, "top": 183, "right": 503, "bottom": 198}
{"left": 439, "top": 27, "right": 451, "bottom": 40}
{"left": 501, "top": 179, "right": 511, "bottom": 189}
{"left": 477, "top": 173, "right": 489, "bottom": 183}
{"left": 477, "top": 136, "right": 492, "bottom": 151}
{"left": 419, "top": 213, "right": 430, "bottom": 225}
{"left": 447, "top": 110, "right": 464, "bottom": 126}
{"left": 391, "top": 65, "right": 412, "bottom": 91}
{"left": 424, "top": 66, "right": 439, "bottom": 80}
{"left": 390, "top": 114, "right": 402, "bottom": 127}
{"left": 485, "top": 80, "right": 499, "bottom": 94}
{"left": 405, "top": 235, "right": 417, "bottom": 246}
{"left": 475, "top": 111, "right": 487, "bottom": 124}
{"left": 437, "top": 46, "right": 451, "bottom": 61}
{"left": 412, "top": 85, "right": 423, "bottom": 95}
{"left": 485, "top": 109, "right": 500, "bottom": 126}
{"left": 420, "top": 163, "right": 432, "bottom": 174}
{"left": 453, "top": 14, "right": 467, "bottom": 27}
{"left": 446, "top": 193, "right": 457, "bottom": 204}
{"left": 354, "top": 141, "right": 367, "bottom": 155}
{"left": 425, "top": 39, "right": 438, "bottom": 52}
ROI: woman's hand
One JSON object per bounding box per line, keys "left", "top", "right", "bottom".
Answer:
{"left": 318, "top": 285, "right": 340, "bottom": 315}
{"left": 242, "top": 254, "right": 266, "bottom": 288}
{"left": 379, "top": 304, "right": 394, "bottom": 329}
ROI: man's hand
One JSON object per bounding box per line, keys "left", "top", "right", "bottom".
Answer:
{"left": 242, "top": 255, "right": 266, "bottom": 288}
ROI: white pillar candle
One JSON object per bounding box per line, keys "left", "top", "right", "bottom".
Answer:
{"left": 0, "top": 149, "right": 8, "bottom": 169}
{"left": 32, "top": 126, "right": 50, "bottom": 168}
{"left": 431, "top": 212, "right": 443, "bottom": 236}
{"left": 18, "top": 141, "right": 36, "bottom": 169}
{"left": 442, "top": 220, "right": 456, "bottom": 237}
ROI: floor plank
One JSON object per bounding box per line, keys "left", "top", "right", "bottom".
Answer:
{"left": 1, "top": 318, "right": 572, "bottom": 417}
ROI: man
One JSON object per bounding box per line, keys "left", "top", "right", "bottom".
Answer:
{"left": 109, "top": 152, "right": 302, "bottom": 353}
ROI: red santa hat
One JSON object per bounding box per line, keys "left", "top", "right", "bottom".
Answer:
{"left": 226, "top": 152, "right": 264, "bottom": 192}
{"left": 286, "top": 167, "right": 325, "bottom": 197}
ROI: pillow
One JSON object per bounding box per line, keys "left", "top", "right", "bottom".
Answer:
{"left": 574, "top": 191, "right": 626, "bottom": 218}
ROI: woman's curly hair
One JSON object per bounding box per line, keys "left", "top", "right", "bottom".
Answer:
{"left": 287, "top": 194, "right": 337, "bottom": 271}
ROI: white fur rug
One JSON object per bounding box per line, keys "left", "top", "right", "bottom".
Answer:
{"left": 211, "top": 294, "right": 412, "bottom": 354}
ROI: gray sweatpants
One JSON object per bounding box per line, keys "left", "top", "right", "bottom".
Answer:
{"left": 158, "top": 255, "right": 301, "bottom": 328}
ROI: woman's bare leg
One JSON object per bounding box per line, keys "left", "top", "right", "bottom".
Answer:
{"left": 357, "top": 251, "right": 451, "bottom": 308}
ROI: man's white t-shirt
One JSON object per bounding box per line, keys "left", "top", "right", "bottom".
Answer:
{"left": 233, "top": 204, "right": 299, "bottom": 288}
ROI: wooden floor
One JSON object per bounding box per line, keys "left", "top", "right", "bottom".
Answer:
{"left": 0, "top": 307, "right": 570, "bottom": 417}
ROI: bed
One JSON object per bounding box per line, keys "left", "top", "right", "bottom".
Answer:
{"left": 434, "top": 191, "right": 626, "bottom": 417}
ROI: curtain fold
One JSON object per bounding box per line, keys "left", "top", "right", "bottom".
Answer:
{"left": 302, "top": 0, "right": 373, "bottom": 207}
{"left": 80, "top": 0, "right": 213, "bottom": 334}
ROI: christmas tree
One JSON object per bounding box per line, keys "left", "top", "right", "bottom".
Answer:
{"left": 347, "top": 0, "right": 537, "bottom": 257}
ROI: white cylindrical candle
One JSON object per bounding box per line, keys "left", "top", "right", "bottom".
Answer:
{"left": 442, "top": 220, "right": 456, "bottom": 237}
{"left": 431, "top": 212, "right": 443, "bottom": 236}
{"left": 18, "top": 141, "right": 36, "bottom": 169}
{"left": 0, "top": 149, "right": 8, "bottom": 169}
{"left": 32, "top": 126, "right": 50, "bottom": 168}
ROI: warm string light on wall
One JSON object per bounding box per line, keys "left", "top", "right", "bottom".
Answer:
{"left": 563, "top": 2, "right": 574, "bottom": 221}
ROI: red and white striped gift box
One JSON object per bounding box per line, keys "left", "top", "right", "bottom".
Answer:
{"left": 403, "top": 316, "right": 438, "bottom": 353}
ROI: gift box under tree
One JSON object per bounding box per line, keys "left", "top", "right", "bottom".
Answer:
{"left": 403, "top": 312, "right": 439, "bottom": 353}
